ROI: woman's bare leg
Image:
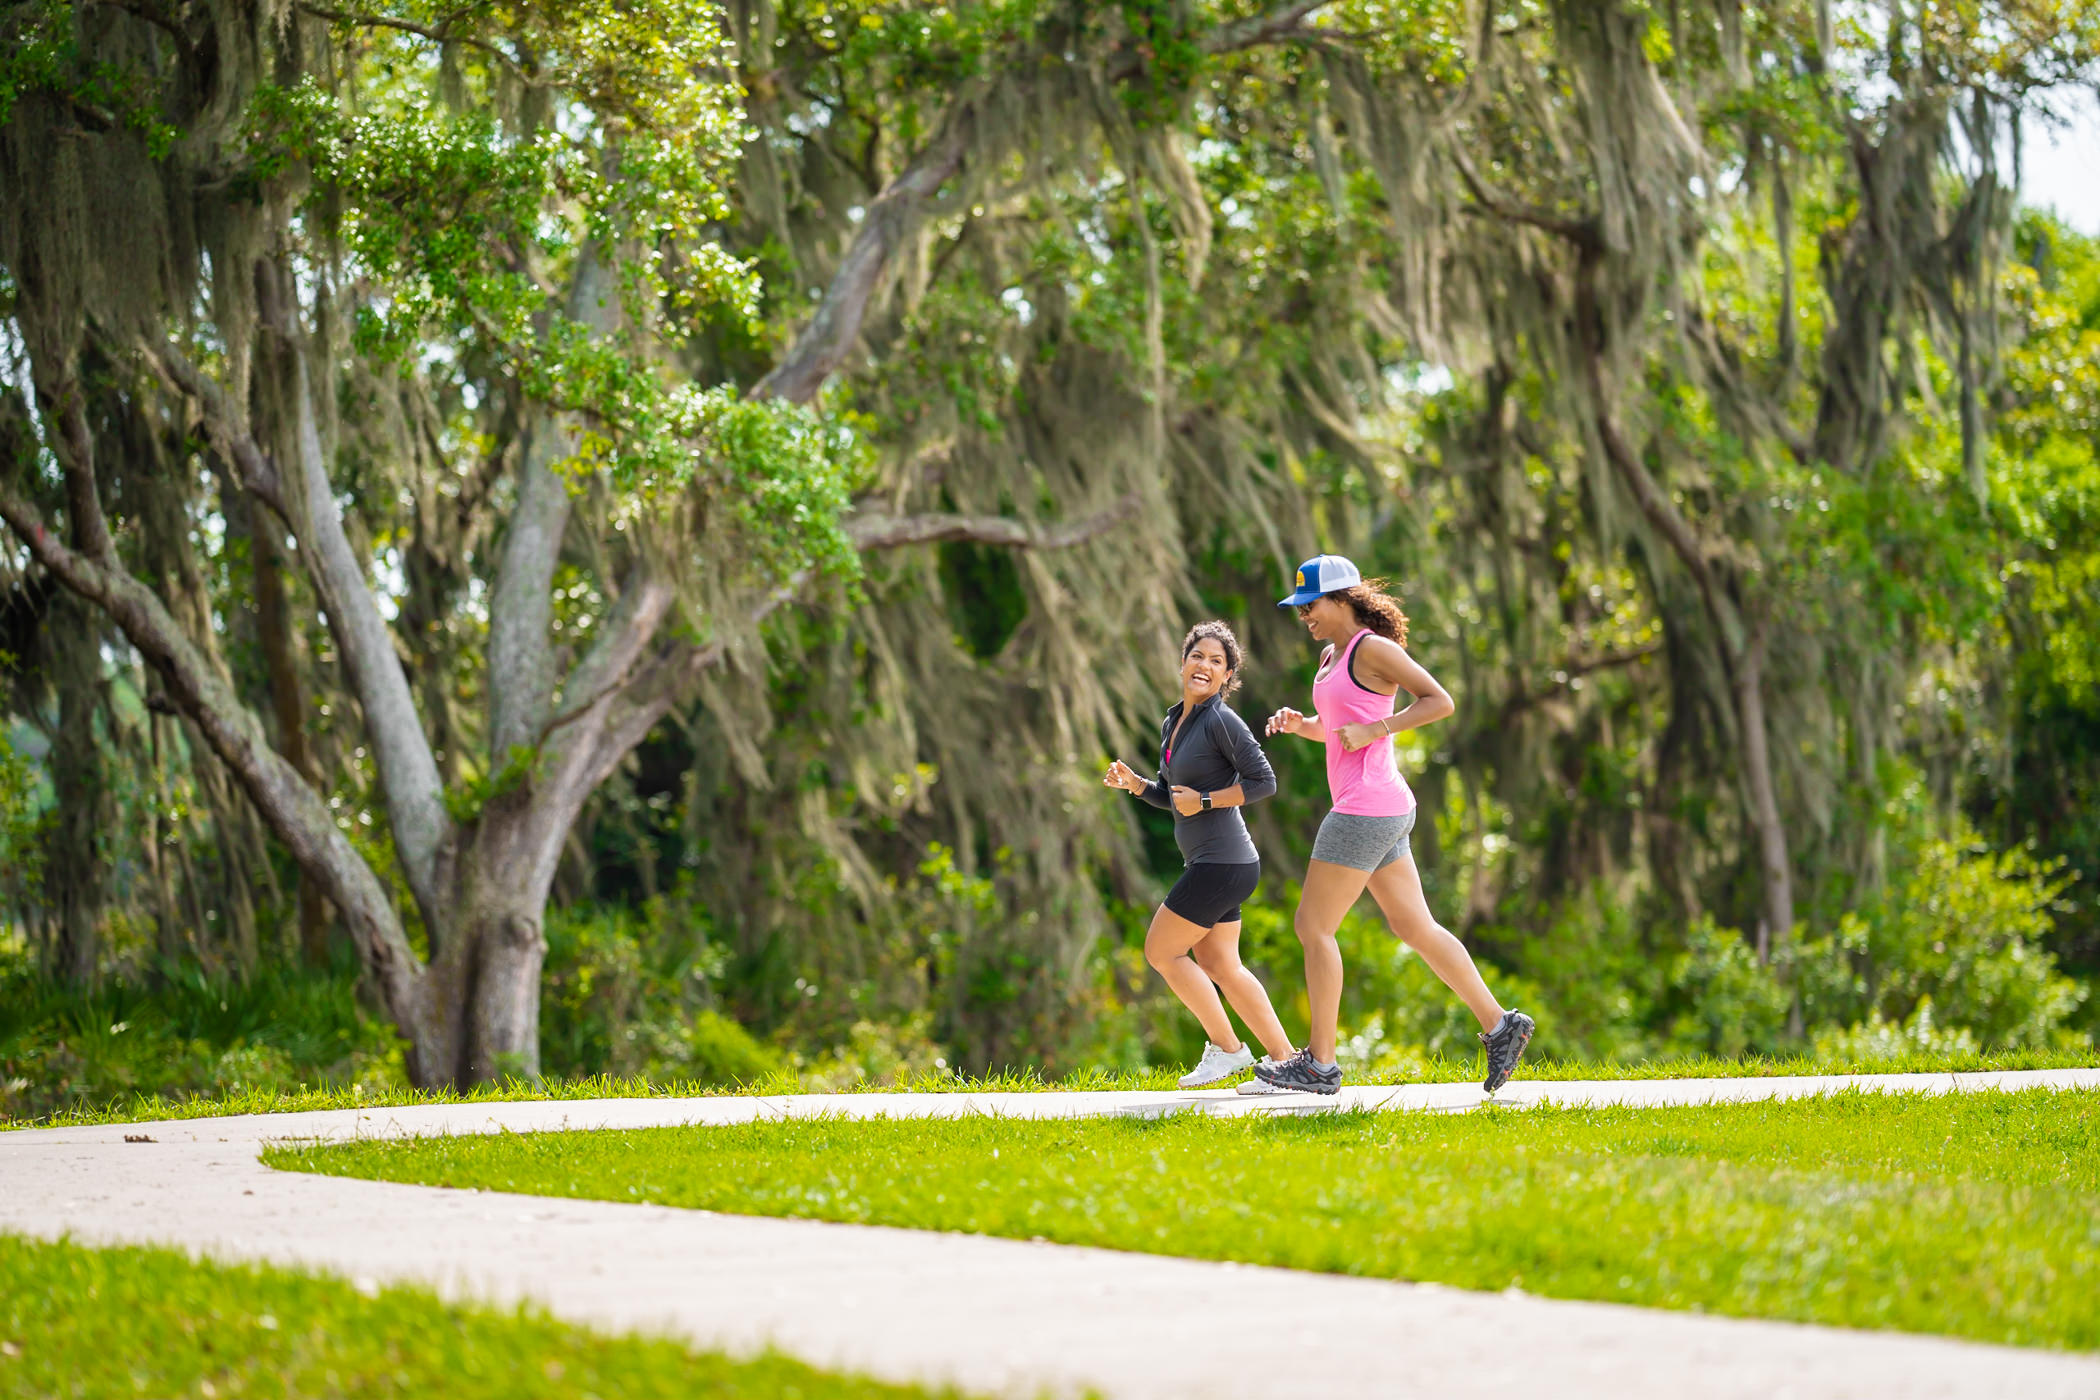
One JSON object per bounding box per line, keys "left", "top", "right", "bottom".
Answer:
{"left": 1294, "top": 859, "right": 1375, "bottom": 1062}
{"left": 1191, "top": 920, "right": 1294, "bottom": 1061}
{"left": 1144, "top": 904, "right": 1241, "bottom": 1050}
{"left": 1365, "top": 854, "right": 1504, "bottom": 1033}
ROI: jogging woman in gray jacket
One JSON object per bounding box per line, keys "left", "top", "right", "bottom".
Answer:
{"left": 1104, "top": 621, "right": 1297, "bottom": 1086}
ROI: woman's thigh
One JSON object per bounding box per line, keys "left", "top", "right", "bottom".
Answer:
{"left": 1192, "top": 918, "right": 1243, "bottom": 971}
{"left": 1365, "top": 854, "right": 1436, "bottom": 941}
{"left": 1296, "top": 859, "right": 1373, "bottom": 938}
{"left": 1145, "top": 901, "right": 1214, "bottom": 960}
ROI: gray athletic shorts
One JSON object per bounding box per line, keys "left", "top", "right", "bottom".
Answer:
{"left": 1310, "top": 809, "right": 1416, "bottom": 873}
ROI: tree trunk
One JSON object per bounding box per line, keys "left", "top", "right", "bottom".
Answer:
{"left": 466, "top": 905, "right": 547, "bottom": 1082}
{"left": 47, "top": 648, "right": 103, "bottom": 984}
{"left": 394, "top": 805, "right": 555, "bottom": 1087}
{"left": 251, "top": 520, "right": 332, "bottom": 963}
{"left": 1731, "top": 622, "right": 1795, "bottom": 948}
{"left": 1730, "top": 622, "right": 1804, "bottom": 1035}
{"left": 401, "top": 904, "right": 547, "bottom": 1086}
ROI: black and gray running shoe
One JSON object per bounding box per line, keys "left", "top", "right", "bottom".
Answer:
{"left": 1479, "top": 1010, "right": 1535, "bottom": 1093}
{"left": 1252, "top": 1049, "right": 1342, "bottom": 1096}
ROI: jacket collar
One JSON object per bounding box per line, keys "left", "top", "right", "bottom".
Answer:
{"left": 1164, "top": 690, "right": 1225, "bottom": 726}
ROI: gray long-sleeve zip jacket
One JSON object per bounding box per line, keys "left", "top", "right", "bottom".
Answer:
{"left": 1137, "top": 692, "right": 1277, "bottom": 865}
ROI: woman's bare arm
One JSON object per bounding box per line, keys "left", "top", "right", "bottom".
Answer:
{"left": 1265, "top": 706, "right": 1327, "bottom": 742}
{"left": 1335, "top": 636, "right": 1455, "bottom": 751}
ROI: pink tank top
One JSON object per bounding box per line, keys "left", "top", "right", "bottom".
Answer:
{"left": 1312, "top": 629, "right": 1416, "bottom": 816}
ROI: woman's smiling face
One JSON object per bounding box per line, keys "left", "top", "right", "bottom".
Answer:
{"left": 1296, "top": 595, "right": 1353, "bottom": 643}
{"left": 1181, "top": 636, "right": 1233, "bottom": 699}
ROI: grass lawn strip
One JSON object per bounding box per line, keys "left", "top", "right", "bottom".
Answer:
{"left": 12, "top": 1045, "right": 2099, "bottom": 1131}
{"left": 271, "top": 1089, "right": 2100, "bottom": 1353}
{"left": 0, "top": 1231, "right": 979, "bottom": 1400}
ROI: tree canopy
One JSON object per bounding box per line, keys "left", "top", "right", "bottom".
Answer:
{"left": 2, "top": 0, "right": 2097, "bottom": 1091}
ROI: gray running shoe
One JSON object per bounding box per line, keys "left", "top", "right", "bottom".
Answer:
{"left": 1252, "top": 1049, "right": 1342, "bottom": 1096}
{"left": 1235, "top": 1057, "right": 1294, "bottom": 1094}
{"left": 1480, "top": 1010, "right": 1535, "bottom": 1093}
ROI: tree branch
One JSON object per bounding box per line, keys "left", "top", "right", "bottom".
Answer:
{"left": 278, "top": 327, "right": 456, "bottom": 933}
{"left": 540, "top": 569, "right": 677, "bottom": 744}
{"left": 752, "top": 2, "right": 1340, "bottom": 406}
{"left": 0, "top": 482, "right": 425, "bottom": 1014}
{"left": 1499, "top": 642, "right": 1664, "bottom": 719}
{"left": 1202, "top": 1, "right": 1335, "bottom": 52}
{"left": 53, "top": 390, "right": 117, "bottom": 567}
{"left": 525, "top": 480, "right": 1142, "bottom": 876}
{"left": 1450, "top": 147, "right": 1602, "bottom": 250}
{"left": 133, "top": 338, "right": 290, "bottom": 521}
{"left": 844, "top": 491, "right": 1140, "bottom": 552}
{"left": 752, "top": 121, "right": 969, "bottom": 404}
{"left": 296, "top": 4, "right": 528, "bottom": 76}
{"left": 487, "top": 248, "right": 614, "bottom": 758}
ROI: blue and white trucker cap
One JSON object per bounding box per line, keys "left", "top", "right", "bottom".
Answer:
{"left": 1278, "top": 554, "right": 1362, "bottom": 607}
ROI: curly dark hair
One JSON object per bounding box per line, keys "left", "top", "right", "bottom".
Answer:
{"left": 1181, "top": 620, "right": 1245, "bottom": 697}
{"left": 1320, "top": 579, "right": 1409, "bottom": 647}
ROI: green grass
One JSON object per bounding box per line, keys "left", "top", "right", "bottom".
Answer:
{"left": 0, "top": 1231, "right": 977, "bottom": 1399}
{"left": 8, "top": 1043, "right": 2095, "bottom": 1130}
{"left": 271, "top": 1089, "right": 2100, "bottom": 1351}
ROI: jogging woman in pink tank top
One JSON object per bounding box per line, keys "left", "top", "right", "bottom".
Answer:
{"left": 1250, "top": 555, "right": 1535, "bottom": 1096}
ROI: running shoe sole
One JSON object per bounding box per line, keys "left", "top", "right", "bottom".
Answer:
{"left": 1179, "top": 1062, "right": 1254, "bottom": 1088}
{"left": 1251, "top": 1068, "right": 1342, "bottom": 1096}
{"left": 1481, "top": 1013, "right": 1535, "bottom": 1094}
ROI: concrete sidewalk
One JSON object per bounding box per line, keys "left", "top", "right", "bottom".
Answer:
{"left": 6, "top": 1068, "right": 2098, "bottom": 1399}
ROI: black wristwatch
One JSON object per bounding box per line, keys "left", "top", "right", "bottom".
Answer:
{"left": 1199, "top": 791, "right": 1213, "bottom": 811}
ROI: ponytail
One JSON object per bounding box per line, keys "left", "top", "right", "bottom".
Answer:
{"left": 1327, "top": 580, "right": 1409, "bottom": 648}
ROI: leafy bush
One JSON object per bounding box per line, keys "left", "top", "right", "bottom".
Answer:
{"left": 1812, "top": 999, "right": 1980, "bottom": 1061}
{"left": 0, "top": 949, "right": 398, "bottom": 1120}
{"left": 1799, "top": 836, "right": 2085, "bottom": 1048}
{"left": 1659, "top": 916, "right": 1794, "bottom": 1059}
{"left": 540, "top": 899, "right": 775, "bottom": 1086}
{"left": 0, "top": 721, "right": 42, "bottom": 905}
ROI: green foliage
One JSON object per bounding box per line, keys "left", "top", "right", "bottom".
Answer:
{"left": 1802, "top": 838, "right": 2085, "bottom": 1047}
{"left": 1975, "top": 215, "right": 2100, "bottom": 976}
{"left": 0, "top": 949, "right": 399, "bottom": 1121}
{"left": 0, "top": 1234, "right": 972, "bottom": 1400}
{"left": 441, "top": 744, "right": 539, "bottom": 825}
{"left": 0, "top": 0, "right": 176, "bottom": 153}
{"left": 539, "top": 899, "right": 775, "bottom": 1085}
{"left": 1116, "top": 0, "right": 1203, "bottom": 127}
{"left": 0, "top": 720, "right": 41, "bottom": 901}
{"left": 276, "top": 1089, "right": 2100, "bottom": 1349}
{"left": 240, "top": 7, "right": 865, "bottom": 586}
{"left": 1659, "top": 917, "right": 1795, "bottom": 1059}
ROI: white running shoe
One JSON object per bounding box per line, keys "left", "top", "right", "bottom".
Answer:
{"left": 1235, "top": 1057, "right": 1295, "bottom": 1094}
{"left": 1179, "top": 1041, "right": 1256, "bottom": 1087}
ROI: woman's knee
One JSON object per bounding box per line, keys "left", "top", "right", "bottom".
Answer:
{"left": 1191, "top": 944, "right": 1238, "bottom": 979}
{"left": 1292, "top": 906, "right": 1336, "bottom": 945}
{"left": 1145, "top": 927, "right": 1192, "bottom": 972}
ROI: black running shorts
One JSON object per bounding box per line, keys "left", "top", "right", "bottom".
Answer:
{"left": 1163, "top": 860, "right": 1261, "bottom": 928}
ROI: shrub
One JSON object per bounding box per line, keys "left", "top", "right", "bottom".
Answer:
{"left": 1661, "top": 916, "right": 1793, "bottom": 1059}
{"left": 1803, "top": 837, "right": 2085, "bottom": 1048}
{"left": 539, "top": 899, "right": 776, "bottom": 1085}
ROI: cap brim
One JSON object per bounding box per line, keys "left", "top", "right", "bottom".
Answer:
{"left": 1277, "top": 589, "right": 1325, "bottom": 608}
